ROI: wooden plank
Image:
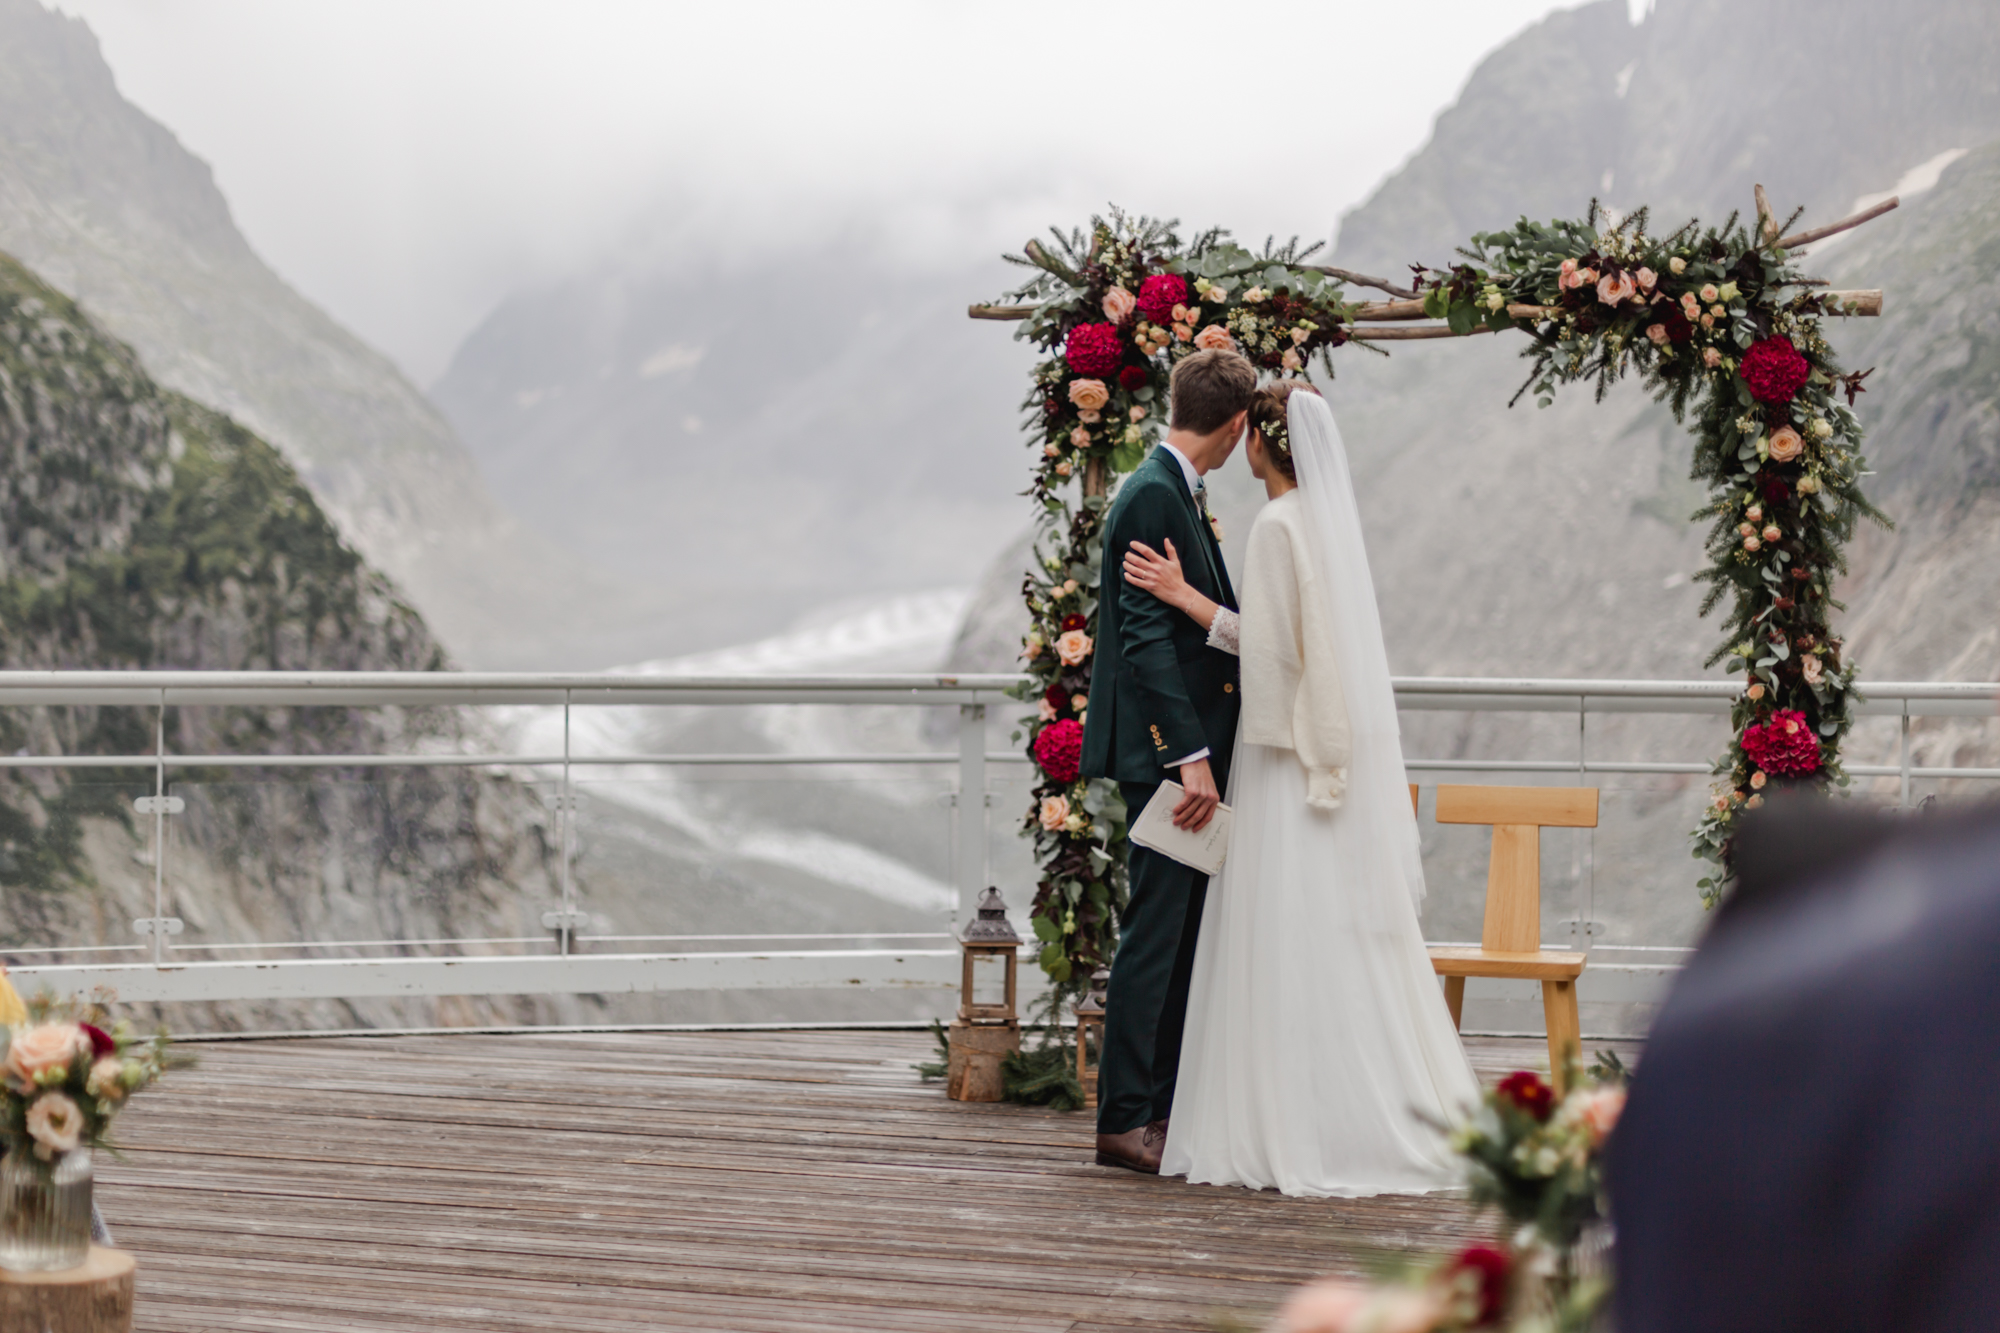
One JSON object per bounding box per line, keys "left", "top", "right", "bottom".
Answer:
{"left": 86, "top": 1031, "right": 1636, "bottom": 1333}
{"left": 1429, "top": 948, "right": 1585, "bottom": 980}
{"left": 1434, "top": 784, "right": 1599, "bottom": 829}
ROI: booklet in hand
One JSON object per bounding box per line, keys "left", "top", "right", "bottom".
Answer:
{"left": 1128, "top": 780, "right": 1232, "bottom": 876}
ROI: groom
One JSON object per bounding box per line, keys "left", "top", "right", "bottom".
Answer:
{"left": 1080, "top": 347, "right": 1254, "bottom": 1174}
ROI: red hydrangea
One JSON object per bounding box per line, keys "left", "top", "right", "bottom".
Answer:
{"left": 1118, "top": 365, "right": 1149, "bottom": 392}
{"left": 1064, "top": 322, "right": 1125, "bottom": 378}
{"left": 1496, "top": 1070, "right": 1555, "bottom": 1122}
{"left": 1740, "top": 336, "right": 1811, "bottom": 404}
{"left": 1741, "top": 708, "right": 1822, "bottom": 776}
{"left": 1451, "top": 1246, "right": 1511, "bottom": 1325}
{"left": 1136, "top": 274, "right": 1189, "bottom": 325}
{"left": 1033, "top": 718, "right": 1084, "bottom": 784}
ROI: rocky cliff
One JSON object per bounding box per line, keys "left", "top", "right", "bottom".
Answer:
{"left": 0, "top": 247, "right": 574, "bottom": 1029}
{"left": 0, "top": 0, "right": 680, "bottom": 668}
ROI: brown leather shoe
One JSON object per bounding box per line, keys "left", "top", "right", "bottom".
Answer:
{"left": 1095, "top": 1120, "right": 1168, "bottom": 1174}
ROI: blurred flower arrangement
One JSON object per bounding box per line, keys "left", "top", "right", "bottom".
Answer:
{"left": 1275, "top": 1062, "right": 1627, "bottom": 1333}
{"left": 990, "top": 211, "right": 1360, "bottom": 988}
{"left": 1428, "top": 203, "right": 1890, "bottom": 904}
{"left": 2, "top": 994, "right": 169, "bottom": 1160}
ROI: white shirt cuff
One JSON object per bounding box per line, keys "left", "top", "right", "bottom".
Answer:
{"left": 1170, "top": 749, "right": 1211, "bottom": 768}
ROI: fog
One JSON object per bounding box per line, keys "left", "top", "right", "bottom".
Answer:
{"left": 51, "top": 0, "right": 1594, "bottom": 384}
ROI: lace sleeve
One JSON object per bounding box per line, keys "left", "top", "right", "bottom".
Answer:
{"left": 1206, "top": 606, "right": 1241, "bottom": 657}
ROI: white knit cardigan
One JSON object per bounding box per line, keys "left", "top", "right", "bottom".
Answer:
{"left": 1218, "top": 491, "right": 1353, "bottom": 809}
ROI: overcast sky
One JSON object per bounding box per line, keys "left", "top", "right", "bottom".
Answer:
{"left": 52, "top": 0, "right": 1609, "bottom": 385}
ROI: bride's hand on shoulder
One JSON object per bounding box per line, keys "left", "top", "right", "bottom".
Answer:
{"left": 1124, "top": 538, "right": 1190, "bottom": 609}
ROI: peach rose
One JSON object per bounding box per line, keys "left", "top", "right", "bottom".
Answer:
{"left": 1067, "top": 379, "right": 1110, "bottom": 412}
{"left": 1055, "top": 629, "right": 1093, "bottom": 665}
{"left": 1680, "top": 292, "right": 1700, "bottom": 315}
{"left": 1636, "top": 266, "right": 1657, "bottom": 291}
{"left": 1750, "top": 770, "right": 1768, "bottom": 790}
{"left": 1559, "top": 258, "right": 1577, "bottom": 283}
{"left": 1069, "top": 426, "right": 1091, "bottom": 450}
{"left": 1129, "top": 406, "right": 1147, "bottom": 422}
{"left": 1055, "top": 460, "right": 1072, "bottom": 477}
{"left": 1281, "top": 349, "right": 1303, "bottom": 371}
{"left": 1746, "top": 682, "right": 1766, "bottom": 700}
{"left": 86, "top": 1057, "right": 126, "bottom": 1102}
{"left": 1645, "top": 323, "right": 1668, "bottom": 346}
{"left": 1071, "top": 693, "right": 1088, "bottom": 712}
{"left": 5, "top": 1023, "right": 86, "bottom": 1092}
{"left": 1038, "top": 795, "right": 1070, "bottom": 832}
{"left": 1037, "top": 698, "right": 1057, "bottom": 723}
{"left": 1762, "top": 524, "right": 1782, "bottom": 543}
{"left": 1743, "top": 535, "right": 1761, "bottom": 552}
{"left": 1700, "top": 313, "right": 1714, "bottom": 329}
{"left": 1767, "top": 426, "right": 1804, "bottom": 463}
{"left": 1745, "top": 504, "right": 1763, "bottom": 522}
{"left": 1290, "top": 325, "right": 1312, "bottom": 345}
{"left": 1172, "top": 323, "right": 1193, "bottom": 343}
{"left": 25, "top": 1091, "right": 83, "bottom": 1159}
{"left": 1597, "top": 272, "right": 1637, "bottom": 306}
{"left": 1171, "top": 303, "right": 1189, "bottom": 323}
{"left": 1702, "top": 347, "right": 1724, "bottom": 369}
{"left": 1101, "top": 287, "right": 1136, "bottom": 323}
{"left": 1737, "top": 523, "right": 1756, "bottom": 538}
{"left": 1802, "top": 656, "right": 1824, "bottom": 685}
{"left": 1571, "top": 1086, "right": 1626, "bottom": 1145}
{"left": 1699, "top": 283, "right": 1719, "bottom": 303}
{"left": 1042, "top": 442, "right": 1059, "bottom": 457}
{"left": 1710, "top": 304, "right": 1726, "bottom": 320}
{"left": 1279, "top": 1279, "right": 1370, "bottom": 1333}
{"left": 1193, "top": 324, "right": 1236, "bottom": 352}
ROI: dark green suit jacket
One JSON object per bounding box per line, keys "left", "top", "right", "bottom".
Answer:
{"left": 1079, "top": 447, "right": 1241, "bottom": 785}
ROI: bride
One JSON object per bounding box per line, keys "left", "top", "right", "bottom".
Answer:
{"left": 1121, "top": 381, "right": 1478, "bottom": 1197}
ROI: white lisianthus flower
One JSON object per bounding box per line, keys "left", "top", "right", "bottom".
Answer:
{"left": 1241, "top": 286, "right": 1266, "bottom": 303}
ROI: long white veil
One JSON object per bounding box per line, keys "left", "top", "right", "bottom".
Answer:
{"left": 1287, "top": 390, "right": 1429, "bottom": 913}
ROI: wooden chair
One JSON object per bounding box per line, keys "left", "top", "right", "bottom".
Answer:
{"left": 1426, "top": 785, "right": 1598, "bottom": 1092}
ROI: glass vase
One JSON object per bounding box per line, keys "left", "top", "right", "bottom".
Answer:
{"left": 0, "top": 1143, "right": 94, "bottom": 1272}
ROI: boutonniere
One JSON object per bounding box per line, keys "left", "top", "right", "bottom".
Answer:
{"left": 1208, "top": 513, "right": 1225, "bottom": 542}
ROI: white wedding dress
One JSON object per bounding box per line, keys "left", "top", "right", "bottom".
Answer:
{"left": 1161, "top": 393, "right": 1479, "bottom": 1197}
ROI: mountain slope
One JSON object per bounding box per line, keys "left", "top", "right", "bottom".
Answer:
{"left": 0, "top": 0, "right": 678, "bottom": 668}
{"left": 0, "top": 247, "right": 573, "bottom": 1027}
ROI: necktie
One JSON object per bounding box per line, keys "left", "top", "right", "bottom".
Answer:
{"left": 1192, "top": 479, "right": 1209, "bottom": 519}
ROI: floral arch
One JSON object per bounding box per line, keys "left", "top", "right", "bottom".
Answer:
{"left": 971, "top": 191, "right": 1892, "bottom": 987}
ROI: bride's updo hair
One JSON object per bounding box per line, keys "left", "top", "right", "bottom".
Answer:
{"left": 1248, "top": 381, "right": 1320, "bottom": 483}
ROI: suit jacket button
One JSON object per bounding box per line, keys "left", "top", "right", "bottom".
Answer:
{"left": 1224, "top": 683, "right": 1234, "bottom": 693}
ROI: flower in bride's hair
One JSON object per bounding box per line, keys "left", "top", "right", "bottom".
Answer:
{"left": 1101, "top": 287, "right": 1136, "bottom": 323}
{"left": 1194, "top": 325, "right": 1236, "bottom": 352}
{"left": 1038, "top": 794, "right": 1070, "bottom": 831}
{"left": 1067, "top": 379, "right": 1110, "bottom": 412}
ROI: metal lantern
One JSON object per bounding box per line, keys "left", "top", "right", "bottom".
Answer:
{"left": 946, "top": 887, "right": 1022, "bottom": 1102}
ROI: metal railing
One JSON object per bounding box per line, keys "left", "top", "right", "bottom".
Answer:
{"left": 0, "top": 671, "right": 1989, "bottom": 1015}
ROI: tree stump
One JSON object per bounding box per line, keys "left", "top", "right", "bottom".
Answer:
{"left": 945, "top": 1021, "right": 1019, "bottom": 1102}
{"left": 0, "top": 1246, "right": 134, "bottom": 1332}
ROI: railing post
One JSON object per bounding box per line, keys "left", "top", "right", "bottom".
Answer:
{"left": 561, "top": 690, "right": 575, "bottom": 953}
{"left": 152, "top": 695, "right": 166, "bottom": 967}
{"left": 1899, "top": 706, "right": 1912, "bottom": 810}
{"left": 955, "top": 702, "right": 987, "bottom": 932}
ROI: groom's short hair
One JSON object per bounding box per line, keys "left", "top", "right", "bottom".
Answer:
{"left": 1168, "top": 349, "right": 1257, "bottom": 434}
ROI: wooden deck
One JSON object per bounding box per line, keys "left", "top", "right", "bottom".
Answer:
{"left": 98, "top": 1029, "right": 1637, "bottom": 1333}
